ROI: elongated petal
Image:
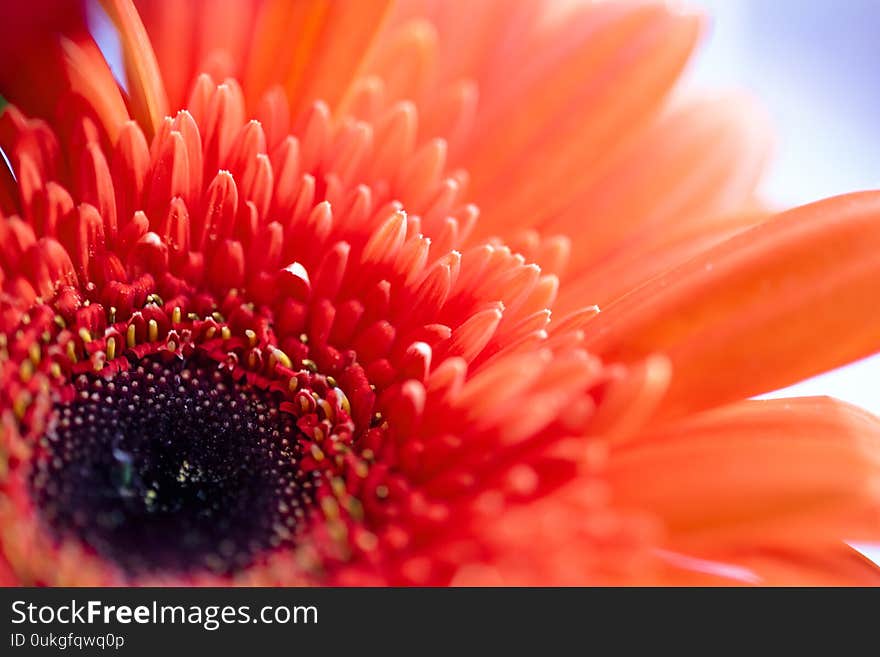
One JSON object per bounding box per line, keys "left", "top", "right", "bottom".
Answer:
{"left": 100, "top": 0, "right": 168, "bottom": 138}
{"left": 702, "top": 546, "right": 880, "bottom": 587}
{"left": 585, "top": 192, "right": 880, "bottom": 418}
{"left": 646, "top": 545, "right": 880, "bottom": 586}
{"left": 558, "top": 206, "right": 768, "bottom": 311}
{"left": 135, "top": 0, "right": 261, "bottom": 110}
{"left": 464, "top": 2, "right": 702, "bottom": 233}
{"left": 554, "top": 94, "right": 771, "bottom": 283}
{"left": 608, "top": 397, "right": 880, "bottom": 550}
{"left": 246, "top": 0, "right": 394, "bottom": 113}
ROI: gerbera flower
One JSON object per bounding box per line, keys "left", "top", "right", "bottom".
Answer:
{"left": 1, "top": 0, "right": 880, "bottom": 586}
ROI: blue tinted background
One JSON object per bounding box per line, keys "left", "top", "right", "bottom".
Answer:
{"left": 691, "top": 0, "right": 880, "bottom": 415}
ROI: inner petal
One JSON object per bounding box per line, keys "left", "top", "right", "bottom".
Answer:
{"left": 30, "top": 352, "right": 316, "bottom": 577}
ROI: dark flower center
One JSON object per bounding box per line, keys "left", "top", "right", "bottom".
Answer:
{"left": 30, "top": 353, "right": 316, "bottom": 577}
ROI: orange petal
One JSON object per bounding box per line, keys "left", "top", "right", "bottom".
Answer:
{"left": 100, "top": 0, "right": 169, "bottom": 139}
{"left": 647, "top": 545, "right": 880, "bottom": 586}
{"left": 246, "top": 0, "right": 394, "bottom": 114}
{"left": 385, "top": 0, "right": 543, "bottom": 93}
{"left": 608, "top": 397, "right": 880, "bottom": 551}
{"left": 135, "top": 0, "right": 197, "bottom": 110}
{"left": 558, "top": 205, "right": 768, "bottom": 311}
{"left": 464, "top": 2, "right": 702, "bottom": 236}
{"left": 585, "top": 192, "right": 880, "bottom": 418}
{"left": 553, "top": 93, "right": 772, "bottom": 282}
{"left": 136, "top": 0, "right": 261, "bottom": 111}
{"left": 590, "top": 355, "right": 671, "bottom": 443}
{"left": 707, "top": 546, "right": 880, "bottom": 586}
{"left": 59, "top": 38, "right": 131, "bottom": 142}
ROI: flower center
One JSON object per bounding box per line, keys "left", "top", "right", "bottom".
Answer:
{"left": 30, "top": 352, "right": 316, "bottom": 577}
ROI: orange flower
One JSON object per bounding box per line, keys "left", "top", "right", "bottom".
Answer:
{"left": 1, "top": 0, "right": 879, "bottom": 585}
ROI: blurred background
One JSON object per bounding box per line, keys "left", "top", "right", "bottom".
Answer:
{"left": 689, "top": 0, "right": 880, "bottom": 415}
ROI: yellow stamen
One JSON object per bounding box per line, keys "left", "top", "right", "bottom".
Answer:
{"left": 347, "top": 497, "right": 365, "bottom": 522}
{"left": 270, "top": 347, "right": 292, "bottom": 369}
{"left": 13, "top": 394, "right": 29, "bottom": 419}
{"left": 19, "top": 360, "right": 34, "bottom": 383}
{"left": 326, "top": 520, "right": 348, "bottom": 545}
{"left": 317, "top": 399, "right": 333, "bottom": 419}
{"left": 335, "top": 388, "right": 351, "bottom": 415}
{"left": 66, "top": 341, "right": 78, "bottom": 363}
{"left": 320, "top": 496, "right": 340, "bottom": 520}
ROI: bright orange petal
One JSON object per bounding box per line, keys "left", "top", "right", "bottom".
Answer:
{"left": 585, "top": 192, "right": 880, "bottom": 418}
{"left": 246, "top": 0, "right": 394, "bottom": 114}
{"left": 553, "top": 93, "right": 772, "bottom": 283}
{"left": 100, "top": 0, "right": 168, "bottom": 138}
{"left": 647, "top": 545, "right": 880, "bottom": 586}
{"left": 558, "top": 205, "right": 768, "bottom": 310}
{"left": 608, "top": 397, "right": 880, "bottom": 551}
{"left": 710, "top": 546, "right": 880, "bottom": 586}
{"left": 464, "top": 2, "right": 703, "bottom": 236}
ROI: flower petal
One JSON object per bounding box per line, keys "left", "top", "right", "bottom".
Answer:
{"left": 585, "top": 192, "right": 880, "bottom": 418}
{"left": 0, "top": 1, "right": 89, "bottom": 120}
{"left": 553, "top": 93, "right": 771, "bottom": 285}
{"left": 99, "top": 0, "right": 169, "bottom": 139}
{"left": 246, "top": 0, "right": 394, "bottom": 114}
{"left": 648, "top": 545, "right": 880, "bottom": 586}
{"left": 608, "top": 397, "right": 880, "bottom": 550}
{"left": 558, "top": 206, "right": 768, "bottom": 311}
{"left": 463, "top": 2, "right": 703, "bottom": 236}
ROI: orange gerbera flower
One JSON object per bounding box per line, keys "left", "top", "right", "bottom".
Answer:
{"left": 1, "top": 0, "right": 880, "bottom": 586}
